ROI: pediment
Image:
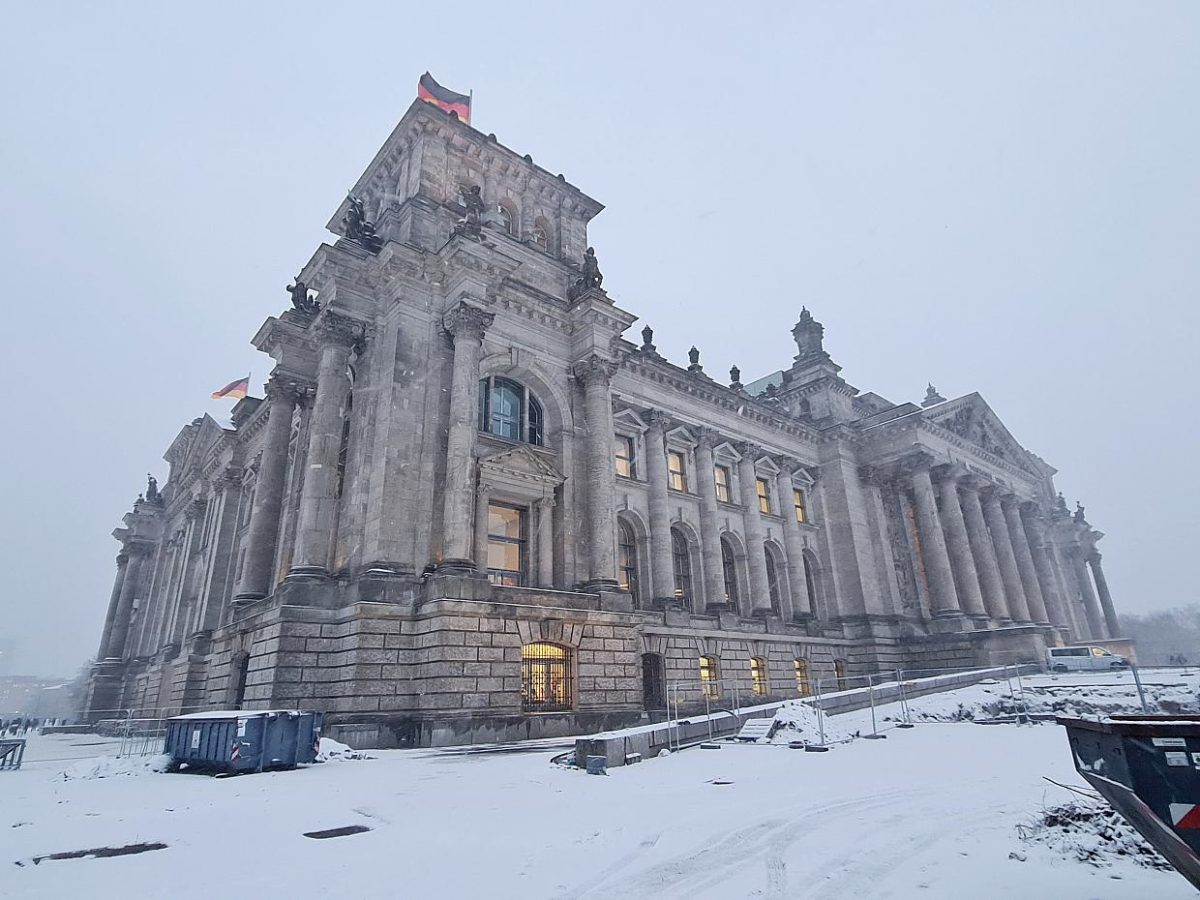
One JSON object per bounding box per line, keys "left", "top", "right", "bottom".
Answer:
{"left": 478, "top": 443, "right": 564, "bottom": 484}
{"left": 926, "top": 394, "right": 1033, "bottom": 472}
{"left": 164, "top": 414, "right": 229, "bottom": 478}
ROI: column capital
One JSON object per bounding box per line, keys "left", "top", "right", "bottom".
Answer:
{"left": 125, "top": 538, "right": 156, "bottom": 558}
{"left": 999, "top": 493, "right": 1023, "bottom": 512}
{"left": 185, "top": 498, "right": 207, "bottom": 520}
{"left": 216, "top": 467, "right": 244, "bottom": 492}
{"left": 899, "top": 449, "right": 939, "bottom": 475}
{"left": 734, "top": 440, "right": 762, "bottom": 461}
{"left": 315, "top": 310, "right": 372, "bottom": 348}
{"left": 1088, "top": 550, "right": 1103, "bottom": 564}
{"left": 695, "top": 426, "right": 722, "bottom": 449}
{"left": 857, "top": 464, "right": 886, "bottom": 486}
{"left": 644, "top": 408, "right": 672, "bottom": 431}
{"left": 931, "top": 462, "right": 969, "bottom": 485}
{"left": 476, "top": 479, "right": 494, "bottom": 500}
{"left": 536, "top": 496, "right": 557, "bottom": 511}
{"left": 572, "top": 353, "right": 619, "bottom": 386}
{"left": 443, "top": 302, "right": 494, "bottom": 343}
{"left": 266, "top": 372, "right": 315, "bottom": 404}
{"left": 115, "top": 551, "right": 130, "bottom": 568}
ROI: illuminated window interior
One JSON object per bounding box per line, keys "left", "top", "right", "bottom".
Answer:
{"left": 756, "top": 477, "right": 772, "bottom": 514}
{"left": 793, "top": 488, "right": 807, "bottom": 524}
{"left": 750, "top": 656, "right": 768, "bottom": 696}
{"left": 615, "top": 434, "right": 636, "bottom": 478}
{"left": 617, "top": 519, "right": 639, "bottom": 602}
{"left": 486, "top": 503, "right": 526, "bottom": 586}
{"left": 521, "top": 642, "right": 571, "bottom": 712}
{"left": 699, "top": 654, "right": 720, "bottom": 700}
{"left": 668, "top": 450, "right": 687, "bottom": 492}
{"left": 795, "top": 658, "right": 811, "bottom": 697}
{"left": 714, "top": 465, "right": 731, "bottom": 503}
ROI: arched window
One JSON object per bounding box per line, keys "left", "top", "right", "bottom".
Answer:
{"left": 750, "top": 656, "right": 769, "bottom": 696}
{"left": 478, "top": 376, "right": 544, "bottom": 445}
{"left": 496, "top": 202, "right": 516, "bottom": 235}
{"left": 720, "top": 537, "right": 739, "bottom": 606}
{"left": 642, "top": 653, "right": 665, "bottom": 709}
{"left": 765, "top": 546, "right": 782, "bottom": 614}
{"left": 521, "top": 642, "right": 572, "bottom": 712}
{"left": 833, "top": 658, "right": 849, "bottom": 692}
{"left": 671, "top": 527, "right": 692, "bottom": 602}
{"left": 794, "top": 658, "right": 811, "bottom": 696}
{"left": 617, "top": 519, "right": 640, "bottom": 603}
{"left": 803, "top": 549, "right": 820, "bottom": 613}
{"left": 531, "top": 219, "right": 549, "bottom": 251}
{"left": 699, "top": 654, "right": 720, "bottom": 700}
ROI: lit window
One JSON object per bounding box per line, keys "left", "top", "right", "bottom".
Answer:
{"left": 671, "top": 527, "right": 691, "bottom": 600}
{"left": 750, "top": 657, "right": 768, "bottom": 696}
{"left": 720, "top": 538, "right": 739, "bottom": 605}
{"left": 521, "top": 642, "right": 571, "bottom": 712}
{"left": 834, "top": 658, "right": 849, "bottom": 692}
{"left": 699, "top": 655, "right": 720, "bottom": 700}
{"left": 793, "top": 489, "right": 807, "bottom": 524}
{"left": 795, "top": 659, "right": 811, "bottom": 697}
{"left": 765, "top": 549, "right": 782, "bottom": 613}
{"left": 714, "top": 465, "right": 731, "bottom": 503}
{"left": 478, "top": 376, "right": 544, "bottom": 446}
{"left": 756, "top": 478, "right": 772, "bottom": 514}
{"left": 615, "top": 434, "right": 636, "bottom": 478}
{"left": 497, "top": 203, "right": 515, "bottom": 235}
{"left": 668, "top": 450, "right": 687, "bottom": 492}
{"left": 618, "top": 519, "right": 639, "bottom": 602}
{"left": 486, "top": 503, "right": 527, "bottom": 586}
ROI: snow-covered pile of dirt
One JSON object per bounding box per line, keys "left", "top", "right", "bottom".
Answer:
{"left": 768, "top": 700, "right": 856, "bottom": 745}
{"left": 892, "top": 679, "right": 1198, "bottom": 723}
{"left": 316, "top": 737, "right": 370, "bottom": 762}
{"left": 57, "top": 753, "right": 172, "bottom": 781}
{"left": 1016, "top": 798, "right": 1172, "bottom": 871}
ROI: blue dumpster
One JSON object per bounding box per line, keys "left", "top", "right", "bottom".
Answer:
{"left": 164, "top": 710, "right": 324, "bottom": 773}
{"left": 1059, "top": 715, "right": 1200, "bottom": 890}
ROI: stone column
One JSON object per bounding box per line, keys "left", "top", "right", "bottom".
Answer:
{"left": 736, "top": 443, "right": 772, "bottom": 615}
{"left": 933, "top": 467, "right": 987, "bottom": 621}
{"left": 236, "top": 376, "right": 304, "bottom": 599}
{"left": 644, "top": 411, "right": 676, "bottom": 602}
{"left": 1021, "top": 505, "right": 1069, "bottom": 632}
{"left": 694, "top": 429, "right": 729, "bottom": 612}
{"left": 96, "top": 551, "right": 130, "bottom": 659}
{"left": 291, "top": 314, "right": 364, "bottom": 577}
{"left": 537, "top": 498, "right": 556, "bottom": 588}
{"left": 981, "top": 489, "right": 1031, "bottom": 623}
{"left": 908, "top": 459, "right": 961, "bottom": 617}
{"left": 1070, "top": 546, "right": 1107, "bottom": 639}
{"left": 574, "top": 354, "right": 620, "bottom": 590}
{"left": 436, "top": 303, "right": 493, "bottom": 571}
{"left": 105, "top": 541, "right": 151, "bottom": 660}
{"left": 776, "top": 464, "right": 813, "bottom": 619}
{"left": 1002, "top": 496, "right": 1050, "bottom": 625}
{"left": 958, "top": 480, "right": 1009, "bottom": 622}
{"left": 473, "top": 481, "right": 493, "bottom": 577}
{"left": 1088, "top": 552, "right": 1120, "bottom": 638}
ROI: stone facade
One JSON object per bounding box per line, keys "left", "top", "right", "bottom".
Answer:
{"left": 85, "top": 99, "right": 1122, "bottom": 746}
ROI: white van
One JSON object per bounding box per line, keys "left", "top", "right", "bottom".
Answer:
{"left": 1047, "top": 646, "right": 1129, "bottom": 672}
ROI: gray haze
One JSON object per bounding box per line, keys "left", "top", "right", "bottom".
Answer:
{"left": 1, "top": 2, "right": 1196, "bottom": 677}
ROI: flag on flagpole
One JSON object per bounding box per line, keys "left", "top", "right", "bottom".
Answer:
{"left": 418, "top": 72, "right": 471, "bottom": 123}
{"left": 211, "top": 376, "right": 250, "bottom": 401}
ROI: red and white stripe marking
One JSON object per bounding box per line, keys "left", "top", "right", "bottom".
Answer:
{"left": 1169, "top": 803, "right": 1200, "bottom": 829}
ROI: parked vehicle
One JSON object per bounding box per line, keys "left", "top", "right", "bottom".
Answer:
{"left": 1046, "top": 645, "right": 1129, "bottom": 672}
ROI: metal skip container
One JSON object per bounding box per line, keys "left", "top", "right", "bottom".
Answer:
{"left": 1058, "top": 715, "right": 1200, "bottom": 890}
{"left": 164, "top": 710, "right": 324, "bottom": 774}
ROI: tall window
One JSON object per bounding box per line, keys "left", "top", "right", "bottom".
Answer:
{"left": 793, "top": 488, "right": 807, "bottom": 523}
{"left": 765, "top": 547, "right": 782, "bottom": 613}
{"left": 521, "top": 642, "right": 572, "bottom": 712}
{"left": 478, "top": 376, "right": 543, "bottom": 445}
{"left": 803, "top": 550, "right": 819, "bottom": 611}
{"left": 720, "top": 538, "right": 739, "bottom": 605}
{"left": 699, "top": 655, "right": 720, "bottom": 700}
{"left": 617, "top": 519, "right": 640, "bottom": 602}
{"left": 615, "top": 434, "right": 636, "bottom": 478}
{"left": 531, "top": 224, "right": 548, "bottom": 250}
{"left": 795, "top": 658, "right": 812, "bottom": 696}
{"left": 714, "top": 465, "right": 731, "bottom": 503}
{"left": 667, "top": 450, "right": 687, "bottom": 492}
{"left": 642, "top": 653, "right": 665, "bottom": 709}
{"left": 756, "top": 478, "right": 772, "bottom": 514}
{"left": 671, "top": 527, "right": 691, "bottom": 601}
{"left": 496, "top": 203, "right": 515, "bottom": 235}
{"left": 486, "top": 503, "right": 527, "bottom": 586}
{"left": 750, "top": 657, "right": 768, "bottom": 696}
{"left": 834, "top": 658, "right": 849, "bottom": 692}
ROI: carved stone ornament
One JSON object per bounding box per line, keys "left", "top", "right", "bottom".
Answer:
{"left": 567, "top": 247, "right": 604, "bottom": 301}
{"left": 343, "top": 194, "right": 383, "bottom": 253}
{"left": 729, "top": 365, "right": 742, "bottom": 389}
{"left": 640, "top": 325, "right": 656, "bottom": 353}
{"left": 572, "top": 354, "right": 619, "bottom": 386}
{"left": 266, "top": 372, "right": 314, "bottom": 404}
{"left": 287, "top": 277, "right": 320, "bottom": 315}
{"left": 145, "top": 474, "right": 162, "bottom": 505}
{"left": 442, "top": 302, "right": 494, "bottom": 341}
{"left": 921, "top": 383, "right": 946, "bottom": 407}
{"left": 695, "top": 426, "right": 721, "bottom": 449}
{"left": 315, "top": 311, "right": 370, "bottom": 349}
{"left": 452, "top": 184, "right": 486, "bottom": 240}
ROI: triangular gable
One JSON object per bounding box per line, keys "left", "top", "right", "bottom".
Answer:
{"left": 164, "top": 415, "right": 231, "bottom": 481}
{"left": 478, "top": 444, "right": 564, "bottom": 483}
{"left": 926, "top": 393, "right": 1034, "bottom": 472}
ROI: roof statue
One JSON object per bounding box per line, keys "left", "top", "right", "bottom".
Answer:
{"left": 287, "top": 277, "right": 320, "bottom": 315}
{"left": 343, "top": 194, "right": 383, "bottom": 253}
{"left": 922, "top": 383, "right": 946, "bottom": 407}
{"left": 791, "top": 307, "right": 827, "bottom": 361}
{"left": 687, "top": 346, "right": 703, "bottom": 374}
{"left": 1074, "top": 501, "right": 1088, "bottom": 525}
{"left": 567, "top": 247, "right": 603, "bottom": 301}
{"left": 145, "top": 474, "right": 162, "bottom": 505}
{"left": 453, "top": 184, "right": 486, "bottom": 239}
{"left": 640, "top": 325, "right": 656, "bottom": 353}
{"left": 730, "top": 365, "right": 743, "bottom": 390}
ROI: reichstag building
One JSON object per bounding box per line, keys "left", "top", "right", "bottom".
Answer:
{"left": 85, "top": 99, "right": 1122, "bottom": 746}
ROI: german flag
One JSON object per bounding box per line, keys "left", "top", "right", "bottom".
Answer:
{"left": 418, "top": 72, "right": 471, "bottom": 123}
{"left": 211, "top": 376, "right": 249, "bottom": 401}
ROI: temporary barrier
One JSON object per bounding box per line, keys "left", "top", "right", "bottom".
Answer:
{"left": 164, "top": 710, "right": 323, "bottom": 774}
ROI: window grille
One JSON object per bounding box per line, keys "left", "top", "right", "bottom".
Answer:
{"left": 834, "top": 658, "right": 849, "bottom": 692}
{"left": 699, "top": 655, "right": 720, "bottom": 700}
{"left": 750, "top": 657, "right": 769, "bottom": 696}
{"left": 521, "top": 642, "right": 572, "bottom": 712}
{"left": 795, "top": 658, "right": 812, "bottom": 697}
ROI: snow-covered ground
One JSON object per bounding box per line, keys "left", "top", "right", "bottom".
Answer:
{"left": 4, "top": 671, "right": 1198, "bottom": 899}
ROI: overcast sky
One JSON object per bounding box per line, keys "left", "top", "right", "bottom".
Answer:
{"left": 1, "top": 2, "right": 1196, "bottom": 677}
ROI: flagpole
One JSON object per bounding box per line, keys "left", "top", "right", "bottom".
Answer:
{"left": 469, "top": 88, "right": 473, "bottom": 125}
